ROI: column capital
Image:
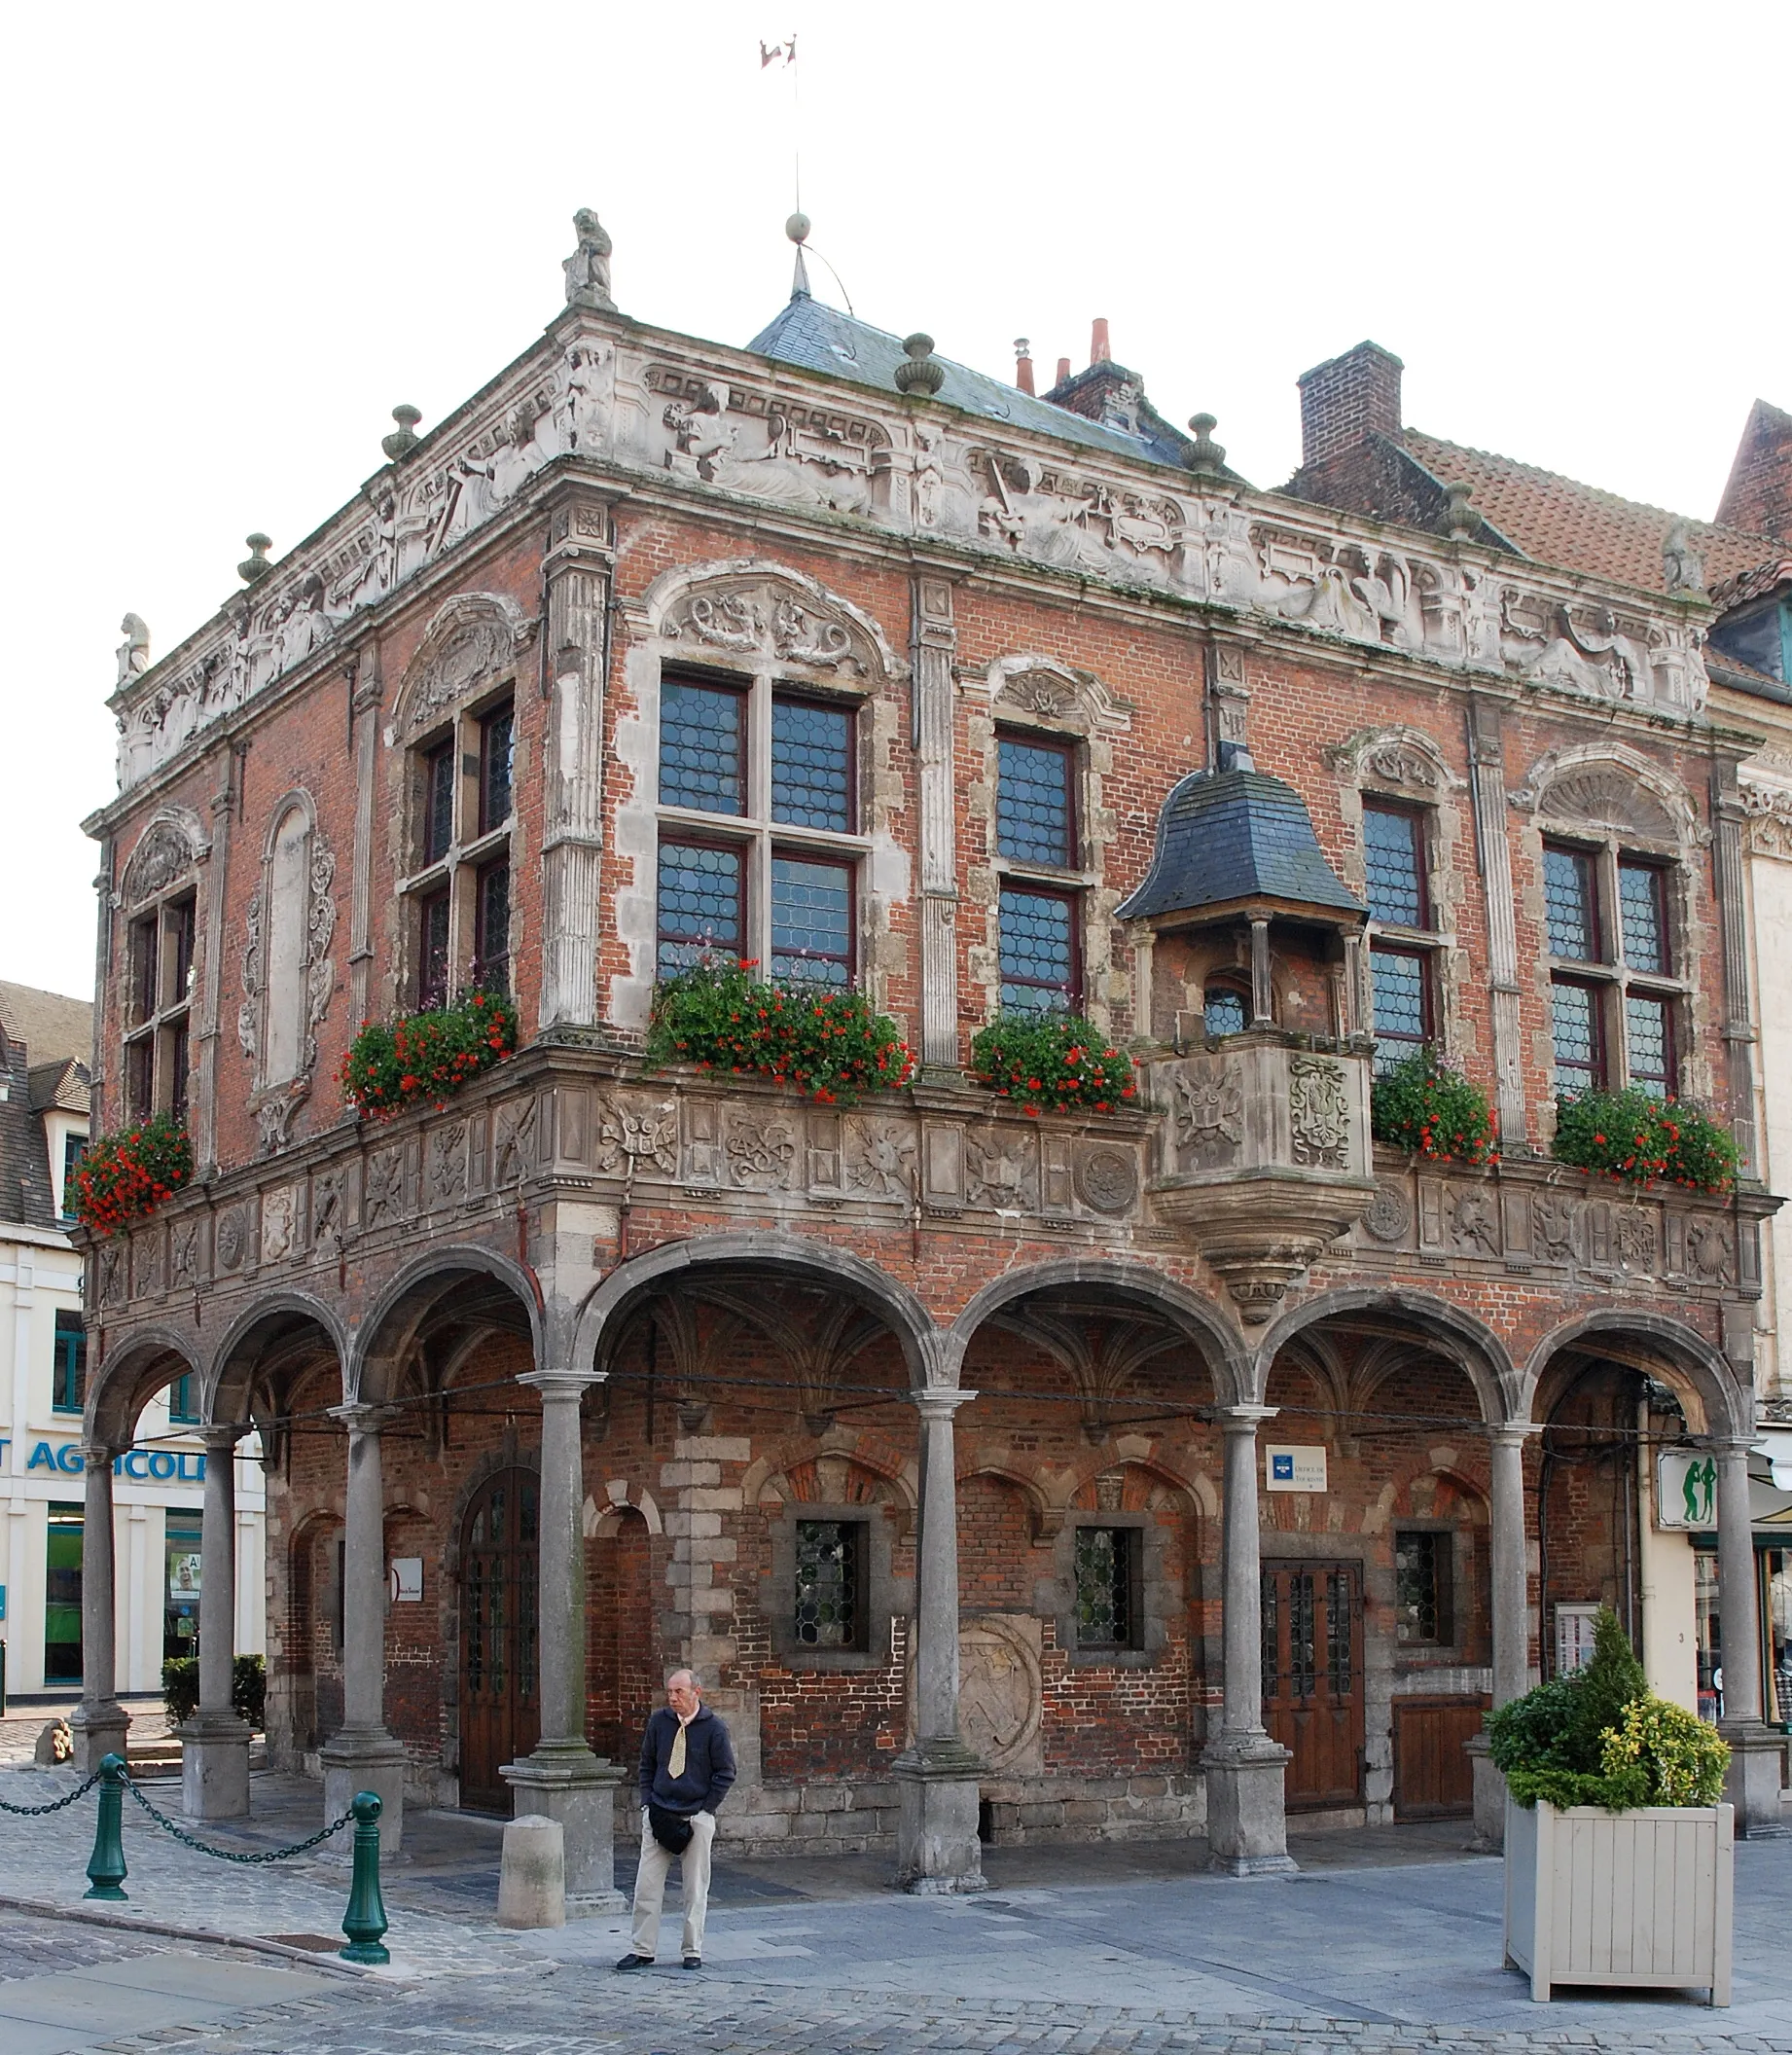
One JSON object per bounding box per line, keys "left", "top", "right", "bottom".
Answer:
{"left": 194, "top": 1423, "right": 249, "bottom": 1453}
{"left": 83, "top": 1445, "right": 119, "bottom": 1473}
{"left": 912, "top": 1386, "right": 977, "bottom": 1421}
{"left": 329, "top": 1402, "right": 401, "bottom": 1435}
{"left": 1707, "top": 1433, "right": 1758, "bottom": 1459}
{"left": 1217, "top": 1404, "right": 1277, "bottom": 1431}
{"left": 519, "top": 1366, "right": 604, "bottom": 1400}
{"left": 1486, "top": 1421, "right": 1543, "bottom": 1447}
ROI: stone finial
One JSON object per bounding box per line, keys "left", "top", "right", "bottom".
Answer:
{"left": 1663, "top": 519, "right": 1707, "bottom": 598}
{"left": 237, "top": 534, "right": 272, "bottom": 584}
{"left": 1187, "top": 413, "right": 1228, "bottom": 477}
{"left": 381, "top": 405, "right": 421, "bottom": 462}
{"left": 115, "top": 614, "right": 151, "bottom": 688}
{"left": 563, "top": 207, "right": 615, "bottom": 310}
{"left": 894, "top": 334, "right": 945, "bottom": 397}
{"left": 1444, "top": 481, "right": 1480, "bottom": 543}
{"left": 786, "top": 211, "right": 811, "bottom": 245}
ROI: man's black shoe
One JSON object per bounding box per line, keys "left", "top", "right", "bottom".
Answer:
{"left": 684, "top": 1955, "right": 702, "bottom": 1970}
{"left": 616, "top": 1952, "right": 653, "bottom": 1971}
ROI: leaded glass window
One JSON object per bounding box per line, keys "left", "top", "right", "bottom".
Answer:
{"left": 659, "top": 680, "right": 745, "bottom": 814}
{"left": 423, "top": 741, "right": 456, "bottom": 865}
{"left": 1551, "top": 979, "right": 1603, "bottom": 1092}
{"left": 771, "top": 699, "right": 852, "bottom": 831}
{"left": 1543, "top": 846, "right": 1599, "bottom": 961}
{"left": 1626, "top": 993, "right": 1673, "bottom": 1099}
{"left": 418, "top": 887, "right": 450, "bottom": 1011}
{"left": 1394, "top": 1531, "right": 1452, "bottom": 1645}
{"left": 479, "top": 703, "right": 515, "bottom": 836}
{"left": 1261, "top": 1572, "right": 1279, "bottom": 1699}
{"left": 997, "top": 736, "right": 1075, "bottom": 867}
{"left": 1362, "top": 805, "right": 1425, "bottom": 927}
{"left": 1619, "top": 861, "right": 1667, "bottom": 973}
{"left": 771, "top": 856, "right": 852, "bottom": 984}
{"left": 1074, "top": 1526, "right": 1135, "bottom": 1649}
{"left": 1326, "top": 1569, "right": 1354, "bottom": 1693}
{"left": 475, "top": 859, "right": 510, "bottom": 991}
{"left": 656, "top": 842, "right": 744, "bottom": 974}
{"left": 1204, "top": 986, "right": 1247, "bottom": 1038}
{"left": 1371, "top": 946, "right": 1429, "bottom": 1074}
{"left": 795, "top": 1520, "right": 863, "bottom": 1648}
{"left": 999, "top": 886, "right": 1077, "bottom": 1014}
{"left": 1288, "top": 1571, "right": 1316, "bottom": 1698}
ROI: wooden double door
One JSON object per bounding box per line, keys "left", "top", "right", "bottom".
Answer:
{"left": 1261, "top": 1562, "right": 1365, "bottom": 1810}
{"left": 459, "top": 1468, "right": 541, "bottom": 1811}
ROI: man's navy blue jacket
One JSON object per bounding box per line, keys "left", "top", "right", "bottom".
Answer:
{"left": 638, "top": 1704, "right": 736, "bottom": 1816}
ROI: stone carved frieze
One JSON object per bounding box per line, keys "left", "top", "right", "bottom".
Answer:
{"left": 653, "top": 372, "right": 886, "bottom": 518}
{"left": 493, "top": 1097, "right": 540, "bottom": 1187}
{"left": 1288, "top": 1057, "right": 1350, "bottom": 1170}
{"left": 1075, "top": 1143, "right": 1139, "bottom": 1217}
{"left": 1684, "top": 1215, "right": 1735, "bottom": 1285}
{"left": 170, "top": 1219, "right": 199, "bottom": 1289}
{"left": 214, "top": 1208, "right": 248, "bottom": 1273}
{"left": 1532, "top": 1194, "right": 1579, "bottom": 1264}
{"left": 1170, "top": 1057, "right": 1244, "bottom": 1169}
{"left": 1363, "top": 1179, "right": 1412, "bottom": 1244}
{"left": 972, "top": 449, "right": 1180, "bottom": 586}
{"left": 595, "top": 1096, "right": 677, "bottom": 1178}
{"left": 365, "top": 1148, "right": 406, "bottom": 1229}
{"left": 725, "top": 1111, "right": 798, "bottom": 1189}
{"left": 1444, "top": 1185, "right": 1499, "bottom": 1255}
{"left": 665, "top": 579, "right": 869, "bottom": 677}
{"left": 262, "top": 1186, "right": 298, "bottom": 1263}
{"left": 96, "top": 1243, "right": 124, "bottom": 1308}
{"left": 311, "top": 1168, "right": 344, "bottom": 1245}
{"left": 843, "top": 1119, "right": 915, "bottom": 1199}
{"left": 1741, "top": 776, "right": 1792, "bottom": 858}
{"left": 427, "top": 1123, "right": 468, "bottom": 1207}
{"left": 965, "top": 1133, "right": 1038, "bottom": 1211}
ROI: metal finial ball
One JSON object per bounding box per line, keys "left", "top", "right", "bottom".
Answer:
{"left": 786, "top": 212, "right": 811, "bottom": 245}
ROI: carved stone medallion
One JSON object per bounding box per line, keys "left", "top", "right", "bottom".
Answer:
{"left": 1172, "top": 1058, "right": 1244, "bottom": 1168}
{"left": 1076, "top": 1144, "right": 1139, "bottom": 1216}
{"left": 215, "top": 1208, "right": 247, "bottom": 1273}
{"left": 262, "top": 1187, "right": 298, "bottom": 1264}
{"left": 844, "top": 1119, "right": 915, "bottom": 1199}
{"left": 950, "top": 1618, "right": 1044, "bottom": 1776}
{"left": 1363, "top": 1180, "right": 1411, "bottom": 1244}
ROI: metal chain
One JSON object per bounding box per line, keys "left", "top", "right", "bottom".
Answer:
{"left": 122, "top": 1775, "right": 354, "bottom": 1863}
{"left": 0, "top": 1770, "right": 103, "bottom": 1816}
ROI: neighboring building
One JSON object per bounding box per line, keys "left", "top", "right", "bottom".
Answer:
{"left": 68, "top": 211, "right": 1785, "bottom": 1886}
{"left": 0, "top": 981, "right": 265, "bottom": 1702}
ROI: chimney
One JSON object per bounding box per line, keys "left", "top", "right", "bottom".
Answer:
{"left": 1015, "top": 338, "right": 1035, "bottom": 397}
{"left": 1056, "top": 355, "right": 1071, "bottom": 387}
{"left": 1090, "top": 318, "right": 1111, "bottom": 366}
{"left": 1716, "top": 399, "right": 1792, "bottom": 543}
{"left": 1296, "top": 341, "right": 1404, "bottom": 469}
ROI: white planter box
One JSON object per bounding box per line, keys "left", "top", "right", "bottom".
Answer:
{"left": 1503, "top": 1794, "right": 1734, "bottom": 2004}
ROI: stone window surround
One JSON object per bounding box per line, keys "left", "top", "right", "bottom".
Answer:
{"left": 1388, "top": 1516, "right": 1484, "bottom": 1672}
{"left": 762, "top": 1496, "right": 905, "bottom": 1674}
{"left": 121, "top": 871, "right": 199, "bottom": 1123}
{"left": 396, "top": 676, "right": 520, "bottom": 1008}
{"left": 1048, "top": 1509, "right": 1171, "bottom": 1670}
{"left": 654, "top": 663, "right": 875, "bottom": 986}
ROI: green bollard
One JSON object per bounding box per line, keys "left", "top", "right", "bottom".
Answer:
{"left": 85, "top": 1753, "right": 128, "bottom": 1901}
{"left": 340, "top": 1790, "right": 390, "bottom": 1965}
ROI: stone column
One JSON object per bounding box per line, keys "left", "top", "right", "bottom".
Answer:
{"left": 912, "top": 573, "right": 960, "bottom": 1072}
{"left": 1471, "top": 1422, "right": 1536, "bottom": 1849}
{"left": 1711, "top": 761, "right": 1760, "bottom": 1173}
{"left": 347, "top": 648, "right": 382, "bottom": 1028}
{"left": 1201, "top": 1405, "right": 1295, "bottom": 1876}
{"left": 1714, "top": 1436, "right": 1784, "bottom": 1832}
{"left": 894, "top": 1387, "right": 986, "bottom": 1893}
{"left": 179, "top": 1426, "right": 252, "bottom": 1818}
{"left": 69, "top": 1448, "right": 128, "bottom": 1771}
{"left": 1466, "top": 696, "right": 1526, "bottom": 1150}
{"left": 503, "top": 1367, "right": 624, "bottom": 1914}
{"left": 190, "top": 764, "right": 233, "bottom": 1172}
{"left": 319, "top": 1404, "right": 407, "bottom": 1857}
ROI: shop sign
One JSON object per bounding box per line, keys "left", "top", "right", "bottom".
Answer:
{"left": 0, "top": 1438, "right": 206, "bottom": 1483}
{"left": 389, "top": 1558, "right": 423, "bottom": 1603}
{"left": 1266, "top": 1445, "right": 1328, "bottom": 1493}
{"left": 1658, "top": 1450, "right": 1718, "bottom": 1531}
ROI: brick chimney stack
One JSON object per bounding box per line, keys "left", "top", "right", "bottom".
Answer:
{"left": 1090, "top": 317, "right": 1111, "bottom": 366}
{"left": 1015, "top": 339, "right": 1035, "bottom": 397}
{"left": 1717, "top": 399, "right": 1792, "bottom": 543}
{"left": 1297, "top": 341, "right": 1405, "bottom": 469}
{"left": 1056, "top": 355, "right": 1071, "bottom": 387}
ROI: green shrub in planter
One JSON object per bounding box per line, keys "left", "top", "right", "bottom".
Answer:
{"left": 969, "top": 1013, "right": 1136, "bottom": 1117}
{"left": 1487, "top": 1606, "right": 1727, "bottom": 1809}
{"left": 1552, "top": 1089, "right": 1738, "bottom": 1193}
{"left": 161, "top": 1651, "right": 267, "bottom": 1730}
{"left": 1370, "top": 1049, "right": 1498, "bottom": 1165}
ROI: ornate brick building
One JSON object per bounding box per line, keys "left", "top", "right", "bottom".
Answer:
{"left": 72, "top": 210, "right": 1789, "bottom": 1892}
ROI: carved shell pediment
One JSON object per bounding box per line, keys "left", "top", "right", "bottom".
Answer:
{"left": 396, "top": 592, "right": 536, "bottom": 735}
{"left": 1511, "top": 745, "right": 1699, "bottom": 846}
{"left": 120, "top": 807, "right": 206, "bottom": 906}
{"left": 640, "top": 559, "right": 899, "bottom": 684}
{"left": 983, "top": 654, "right": 1130, "bottom": 732}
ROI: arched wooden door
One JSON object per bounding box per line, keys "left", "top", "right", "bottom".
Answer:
{"left": 459, "top": 1468, "right": 540, "bottom": 1811}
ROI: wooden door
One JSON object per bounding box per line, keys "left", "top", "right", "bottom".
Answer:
{"left": 459, "top": 1468, "right": 540, "bottom": 1811}
{"left": 1261, "top": 1562, "right": 1364, "bottom": 1810}
{"left": 1392, "top": 1696, "right": 1487, "bottom": 1820}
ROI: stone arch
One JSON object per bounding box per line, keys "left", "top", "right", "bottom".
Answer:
{"left": 944, "top": 1257, "right": 1250, "bottom": 1404}
{"left": 979, "top": 654, "right": 1130, "bottom": 735}
{"left": 86, "top": 1325, "right": 204, "bottom": 1452}
{"left": 1512, "top": 741, "right": 1702, "bottom": 851}
{"left": 585, "top": 1482, "right": 664, "bottom": 1538}
{"left": 206, "top": 1290, "right": 349, "bottom": 1429}
{"left": 630, "top": 558, "right": 903, "bottom": 686}
{"left": 959, "top": 1460, "right": 1055, "bottom": 1540}
{"left": 119, "top": 805, "right": 208, "bottom": 909}
{"left": 1326, "top": 725, "right": 1464, "bottom": 797}
{"left": 390, "top": 591, "right": 536, "bottom": 739}
{"left": 573, "top": 1232, "right": 940, "bottom": 1391}
{"left": 1520, "top": 1308, "right": 1748, "bottom": 1440}
{"left": 349, "top": 1244, "right": 544, "bottom": 1405}
{"left": 1253, "top": 1286, "right": 1518, "bottom": 1426}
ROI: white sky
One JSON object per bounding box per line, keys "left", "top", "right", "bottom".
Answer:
{"left": 2, "top": 0, "right": 1785, "bottom": 1002}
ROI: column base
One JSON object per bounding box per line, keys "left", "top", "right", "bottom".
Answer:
{"left": 68, "top": 1700, "right": 129, "bottom": 1776}
{"left": 320, "top": 1729, "right": 408, "bottom": 1861}
{"left": 892, "top": 1742, "right": 987, "bottom": 1894}
{"left": 1719, "top": 1720, "right": 1789, "bottom": 1837}
{"left": 502, "top": 1742, "right": 626, "bottom": 1915}
{"left": 1465, "top": 1733, "right": 1505, "bottom": 1853}
{"left": 1201, "top": 1736, "right": 1297, "bottom": 1876}
{"left": 177, "top": 1711, "right": 252, "bottom": 1820}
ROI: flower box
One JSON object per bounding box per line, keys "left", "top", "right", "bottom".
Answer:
{"left": 1503, "top": 1794, "right": 1733, "bottom": 2004}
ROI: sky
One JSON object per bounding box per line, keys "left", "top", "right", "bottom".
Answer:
{"left": 2, "top": 0, "right": 1786, "bottom": 1002}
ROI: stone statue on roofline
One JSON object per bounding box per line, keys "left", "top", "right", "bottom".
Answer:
{"left": 1663, "top": 520, "right": 1706, "bottom": 599}
{"left": 116, "top": 613, "right": 150, "bottom": 687}
{"left": 563, "top": 207, "right": 615, "bottom": 310}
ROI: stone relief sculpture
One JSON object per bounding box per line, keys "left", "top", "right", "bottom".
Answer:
{"left": 397, "top": 592, "right": 535, "bottom": 735}
{"left": 844, "top": 1120, "right": 915, "bottom": 1198}
{"left": 1288, "top": 1057, "right": 1350, "bottom": 1170}
{"left": 664, "top": 577, "right": 869, "bottom": 678}
{"left": 965, "top": 1134, "right": 1038, "bottom": 1210}
{"left": 595, "top": 1097, "right": 678, "bottom": 1177}
{"left": 1171, "top": 1058, "right": 1245, "bottom": 1167}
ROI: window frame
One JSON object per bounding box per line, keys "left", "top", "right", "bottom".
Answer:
{"left": 792, "top": 1516, "right": 871, "bottom": 1653}
{"left": 1369, "top": 942, "right": 1434, "bottom": 1075}
{"left": 655, "top": 834, "right": 749, "bottom": 979}
{"left": 1393, "top": 1526, "right": 1456, "bottom": 1650}
{"left": 1541, "top": 836, "right": 1687, "bottom": 1100}
{"left": 1071, "top": 1521, "right": 1146, "bottom": 1654}
{"left": 53, "top": 1311, "right": 86, "bottom": 1415}
{"left": 1359, "top": 797, "right": 1445, "bottom": 1073}
{"left": 995, "top": 730, "right": 1078, "bottom": 870}
{"left": 401, "top": 688, "right": 519, "bottom": 1006}
{"left": 997, "top": 881, "right": 1082, "bottom": 1016}
{"left": 121, "top": 884, "right": 197, "bottom": 1123}
{"left": 770, "top": 849, "right": 857, "bottom": 988}
{"left": 1361, "top": 801, "right": 1429, "bottom": 931}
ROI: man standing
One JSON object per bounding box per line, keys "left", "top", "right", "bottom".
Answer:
{"left": 616, "top": 1668, "right": 735, "bottom": 1971}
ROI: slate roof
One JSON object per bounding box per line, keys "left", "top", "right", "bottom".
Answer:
{"left": 746, "top": 293, "right": 1191, "bottom": 472}
{"left": 0, "top": 981, "right": 92, "bottom": 1069}
{"left": 28, "top": 1057, "right": 90, "bottom": 1117}
{"left": 1117, "top": 766, "right": 1365, "bottom": 924}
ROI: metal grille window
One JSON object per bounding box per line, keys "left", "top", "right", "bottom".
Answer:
{"left": 53, "top": 1312, "right": 86, "bottom": 1414}
{"left": 794, "top": 1520, "right": 865, "bottom": 1648}
{"left": 657, "top": 842, "right": 745, "bottom": 975}
{"left": 1289, "top": 1571, "right": 1317, "bottom": 1697}
{"left": 771, "top": 699, "right": 852, "bottom": 831}
{"left": 1626, "top": 993, "right": 1673, "bottom": 1099}
{"left": 1551, "top": 979, "right": 1603, "bottom": 1092}
{"left": 999, "top": 885, "right": 1078, "bottom": 1014}
{"left": 1371, "top": 946, "right": 1430, "bottom": 1075}
{"left": 407, "top": 694, "right": 517, "bottom": 1004}
{"left": 1394, "top": 1531, "right": 1452, "bottom": 1645}
{"left": 1543, "top": 846, "right": 1600, "bottom": 962}
{"left": 123, "top": 890, "right": 197, "bottom": 1122}
{"left": 771, "top": 856, "right": 852, "bottom": 985}
{"left": 1619, "top": 861, "right": 1668, "bottom": 973}
{"left": 997, "top": 736, "right": 1075, "bottom": 867}
{"left": 1074, "top": 1526, "right": 1138, "bottom": 1650}
{"left": 1204, "top": 986, "right": 1247, "bottom": 1038}
{"left": 1362, "top": 805, "right": 1425, "bottom": 927}
{"left": 660, "top": 680, "right": 746, "bottom": 814}
{"left": 1261, "top": 1573, "right": 1279, "bottom": 1699}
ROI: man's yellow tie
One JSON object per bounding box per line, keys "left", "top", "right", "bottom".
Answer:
{"left": 668, "top": 1719, "right": 688, "bottom": 1780}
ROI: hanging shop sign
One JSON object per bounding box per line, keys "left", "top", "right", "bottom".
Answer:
{"left": 0, "top": 1438, "right": 207, "bottom": 1483}
{"left": 1657, "top": 1449, "right": 1718, "bottom": 1531}
{"left": 1266, "top": 1445, "right": 1328, "bottom": 1493}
